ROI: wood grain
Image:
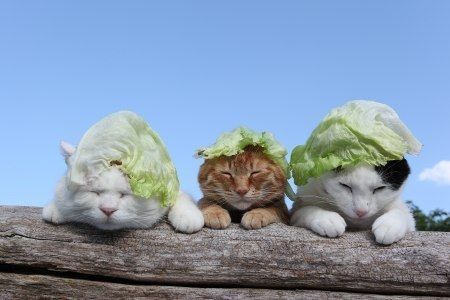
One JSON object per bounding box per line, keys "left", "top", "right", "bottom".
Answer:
{"left": 0, "top": 206, "right": 449, "bottom": 298}
{"left": 0, "top": 273, "right": 441, "bottom": 299}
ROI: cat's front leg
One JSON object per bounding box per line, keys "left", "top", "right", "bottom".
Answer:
{"left": 241, "top": 203, "right": 288, "bottom": 230}
{"left": 291, "top": 206, "right": 347, "bottom": 238}
{"left": 168, "top": 192, "right": 204, "bottom": 233}
{"left": 372, "top": 202, "right": 415, "bottom": 245}
{"left": 42, "top": 201, "right": 65, "bottom": 224}
{"left": 198, "top": 198, "right": 231, "bottom": 229}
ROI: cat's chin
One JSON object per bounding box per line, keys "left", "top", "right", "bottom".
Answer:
{"left": 342, "top": 211, "right": 378, "bottom": 224}
{"left": 345, "top": 213, "right": 371, "bottom": 220}
{"left": 229, "top": 201, "right": 254, "bottom": 211}
{"left": 350, "top": 216, "right": 371, "bottom": 221}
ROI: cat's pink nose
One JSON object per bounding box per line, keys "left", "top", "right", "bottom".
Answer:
{"left": 236, "top": 188, "right": 249, "bottom": 196}
{"left": 355, "top": 209, "right": 368, "bottom": 218}
{"left": 100, "top": 206, "right": 118, "bottom": 217}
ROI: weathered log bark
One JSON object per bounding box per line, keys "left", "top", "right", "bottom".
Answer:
{"left": 0, "top": 206, "right": 449, "bottom": 299}
{"left": 0, "top": 273, "right": 440, "bottom": 299}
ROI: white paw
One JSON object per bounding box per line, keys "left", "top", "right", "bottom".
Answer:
{"left": 168, "top": 207, "right": 204, "bottom": 234}
{"left": 42, "top": 202, "right": 64, "bottom": 224}
{"left": 372, "top": 213, "right": 408, "bottom": 245}
{"left": 309, "top": 211, "right": 346, "bottom": 238}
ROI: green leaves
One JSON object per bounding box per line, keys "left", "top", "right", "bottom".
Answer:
{"left": 68, "top": 111, "right": 179, "bottom": 207}
{"left": 290, "top": 100, "right": 422, "bottom": 186}
{"left": 407, "top": 201, "right": 450, "bottom": 232}
{"left": 196, "top": 126, "right": 291, "bottom": 178}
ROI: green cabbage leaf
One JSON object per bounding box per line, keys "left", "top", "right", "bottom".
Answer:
{"left": 68, "top": 111, "right": 179, "bottom": 207}
{"left": 291, "top": 100, "right": 422, "bottom": 186}
{"left": 196, "top": 127, "right": 291, "bottom": 178}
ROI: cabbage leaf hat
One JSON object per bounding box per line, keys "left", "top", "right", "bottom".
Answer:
{"left": 67, "top": 111, "right": 179, "bottom": 207}
{"left": 290, "top": 100, "right": 422, "bottom": 186}
{"left": 196, "top": 126, "right": 291, "bottom": 178}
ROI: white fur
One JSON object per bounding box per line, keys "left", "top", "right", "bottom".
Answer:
{"left": 168, "top": 191, "right": 205, "bottom": 233}
{"left": 43, "top": 142, "right": 204, "bottom": 233}
{"left": 290, "top": 164, "right": 415, "bottom": 245}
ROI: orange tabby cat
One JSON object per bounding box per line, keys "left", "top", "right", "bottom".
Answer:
{"left": 198, "top": 146, "right": 289, "bottom": 230}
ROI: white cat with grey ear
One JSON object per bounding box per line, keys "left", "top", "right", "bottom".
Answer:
{"left": 43, "top": 141, "right": 204, "bottom": 232}
{"left": 289, "top": 100, "right": 422, "bottom": 245}
{"left": 290, "top": 159, "right": 415, "bottom": 244}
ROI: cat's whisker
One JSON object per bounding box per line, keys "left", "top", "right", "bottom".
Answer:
{"left": 130, "top": 218, "right": 152, "bottom": 228}
{"left": 296, "top": 194, "right": 333, "bottom": 201}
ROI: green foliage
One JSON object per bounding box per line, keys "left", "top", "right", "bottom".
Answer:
{"left": 407, "top": 201, "right": 450, "bottom": 232}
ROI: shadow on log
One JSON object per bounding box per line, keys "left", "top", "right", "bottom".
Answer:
{"left": 0, "top": 206, "right": 449, "bottom": 299}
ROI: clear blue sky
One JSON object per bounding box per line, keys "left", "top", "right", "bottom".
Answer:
{"left": 1, "top": 1, "right": 449, "bottom": 212}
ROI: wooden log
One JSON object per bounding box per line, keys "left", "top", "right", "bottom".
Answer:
{"left": 0, "top": 206, "right": 449, "bottom": 298}
{"left": 0, "top": 273, "right": 440, "bottom": 299}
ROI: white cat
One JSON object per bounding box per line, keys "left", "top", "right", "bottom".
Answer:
{"left": 290, "top": 159, "right": 415, "bottom": 245}
{"left": 43, "top": 142, "right": 204, "bottom": 233}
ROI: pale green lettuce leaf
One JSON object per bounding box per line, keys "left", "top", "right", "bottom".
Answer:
{"left": 196, "top": 127, "right": 291, "bottom": 178}
{"left": 68, "top": 111, "right": 179, "bottom": 207}
{"left": 291, "top": 100, "right": 422, "bottom": 186}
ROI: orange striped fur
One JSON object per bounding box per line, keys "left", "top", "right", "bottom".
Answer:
{"left": 198, "top": 146, "right": 288, "bottom": 230}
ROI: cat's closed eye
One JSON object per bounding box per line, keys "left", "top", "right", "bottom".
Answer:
{"left": 91, "top": 191, "right": 104, "bottom": 196}
{"left": 250, "top": 170, "right": 262, "bottom": 177}
{"left": 339, "top": 182, "right": 352, "bottom": 193}
{"left": 220, "top": 171, "right": 233, "bottom": 178}
{"left": 373, "top": 186, "right": 387, "bottom": 194}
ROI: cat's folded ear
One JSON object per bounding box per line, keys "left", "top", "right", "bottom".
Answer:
{"left": 60, "top": 141, "right": 76, "bottom": 164}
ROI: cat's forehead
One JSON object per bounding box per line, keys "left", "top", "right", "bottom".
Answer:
{"left": 336, "top": 165, "right": 383, "bottom": 185}
{"left": 88, "top": 168, "right": 131, "bottom": 191}
{"left": 233, "top": 151, "right": 270, "bottom": 168}
{"left": 203, "top": 151, "right": 276, "bottom": 176}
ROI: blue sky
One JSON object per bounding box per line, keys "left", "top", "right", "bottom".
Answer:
{"left": 1, "top": 1, "right": 449, "bottom": 212}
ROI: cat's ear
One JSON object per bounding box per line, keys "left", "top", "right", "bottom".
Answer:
{"left": 60, "top": 141, "right": 76, "bottom": 161}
